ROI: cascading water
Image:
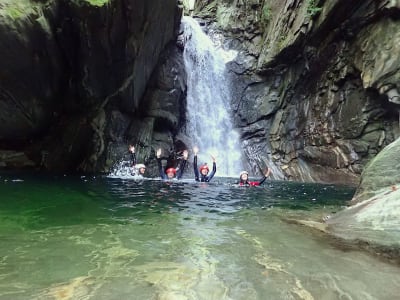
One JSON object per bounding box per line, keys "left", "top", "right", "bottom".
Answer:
{"left": 182, "top": 16, "right": 243, "bottom": 177}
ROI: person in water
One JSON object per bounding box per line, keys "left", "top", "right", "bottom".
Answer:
{"left": 129, "top": 145, "right": 146, "bottom": 177}
{"left": 238, "top": 167, "right": 272, "bottom": 186}
{"left": 156, "top": 148, "right": 188, "bottom": 180}
{"left": 193, "top": 146, "right": 216, "bottom": 182}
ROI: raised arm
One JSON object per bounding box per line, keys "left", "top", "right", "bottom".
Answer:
{"left": 156, "top": 148, "right": 166, "bottom": 180}
{"left": 177, "top": 150, "right": 188, "bottom": 180}
{"left": 129, "top": 145, "right": 136, "bottom": 166}
{"left": 258, "top": 167, "right": 271, "bottom": 185}
{"left": 206, "top": 155, "right": 217, "bottom": 181}
{"left": 193, "top": 146, "right": 199, "bottom": 181}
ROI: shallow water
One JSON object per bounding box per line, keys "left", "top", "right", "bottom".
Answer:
{"left": 0, "top": 173, "right": 399, "bottom": 300}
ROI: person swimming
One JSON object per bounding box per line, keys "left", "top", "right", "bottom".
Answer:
{"left": 193, "top": 146, "right": 216, "bottom": 182}
{"left": 129, "top": 145, "right": 146, "bottom": 177}
{"left": 238, "top": 168, "right": 271, "bottom": 186}
{"left": 156, "top": 148, "right": 188, "bottom": 180}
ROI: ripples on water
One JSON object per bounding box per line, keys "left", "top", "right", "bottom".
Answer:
{"left": 0, "top": 173, "right": 399, "bottom": 300}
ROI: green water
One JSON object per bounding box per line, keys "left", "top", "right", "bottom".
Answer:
{"left": 0, "top": 174, "right": 399, "bottom": 300}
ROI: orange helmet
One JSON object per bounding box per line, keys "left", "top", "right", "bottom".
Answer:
{"left": 166, "top": 168, "right": 177, "bottom": 175}
{"left": 199, "top": 165, "right": 209, "bottom": 172}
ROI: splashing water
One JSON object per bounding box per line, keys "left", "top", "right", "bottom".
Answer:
{"left": 182, "top": 16, "right": 243, "bottom": 177}
{"left": 108, "top": 160, "right": 144, "bottom": 180}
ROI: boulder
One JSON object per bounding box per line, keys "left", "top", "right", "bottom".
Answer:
{"left": 326, "top": 138, "right": 400, "bottom": 247}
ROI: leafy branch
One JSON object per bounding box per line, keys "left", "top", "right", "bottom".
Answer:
{"left": 306, "top": 0, "right": 322, "bottom": 17}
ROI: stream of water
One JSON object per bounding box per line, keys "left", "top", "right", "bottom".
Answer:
{"left": 182, "top": 16, "right": 242, "bottom": 177}
{"left": 0, "top": 173, "right": 399, "bottom": 300}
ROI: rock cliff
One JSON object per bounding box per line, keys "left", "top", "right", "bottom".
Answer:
{"left": 0, "top": 0, "right": 182, "bottom": 172}
{"left": 1, "top": 0, "right": 399, "bottom": 184}
{"left": 190, "top": 0, "right": 400, "bottom": 184}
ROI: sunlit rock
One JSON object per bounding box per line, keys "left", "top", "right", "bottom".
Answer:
{"left": 327, "top": 138, "right": 400, "bottom": 247}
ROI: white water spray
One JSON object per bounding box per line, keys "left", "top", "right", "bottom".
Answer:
{"left": 182, "top": 16, "right": 243, "bottom": 177}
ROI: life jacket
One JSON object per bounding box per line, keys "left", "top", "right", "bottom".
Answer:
{"left": 239, "top": 181, "right": 260, "bottom": 186}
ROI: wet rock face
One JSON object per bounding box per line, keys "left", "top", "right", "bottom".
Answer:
{"left": 1, "top": 0, "right": 399, "bottom": 180}
{"left": 193, "top": 0, "right": 400, "bottom": 184}
{"left": 0, "top": 0, "right": 63, "bottom": 142}
{"left": 122, "top": 44, "right": 187, "bottom": 176}
{"left": 0, "top": 0, "right": 181, "bottom": 171}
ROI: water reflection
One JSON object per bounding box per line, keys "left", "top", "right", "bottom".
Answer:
{"left": 0, "top": 174, "right": 398, "bottom": 300}
{"left": 104, "top": 177, "right": 352, "bottom": 216}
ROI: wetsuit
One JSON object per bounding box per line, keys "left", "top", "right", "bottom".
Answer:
{"left": 157, "top": 158, "right": 187, "bottom": 180}
{"left": 129, "top": 152, "right": 137, "bottom": 176}
{"left": 239, "top": 176, "right": 268, "bottom": 186}
{"left": 193, "top": 155, "right": 216, "bottom": 182}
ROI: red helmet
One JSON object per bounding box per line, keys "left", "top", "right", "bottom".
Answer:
{"left": 166, "top": 168, "right": 177, "bottom": 175}
{"left": 199, "top": 165, "right": 209, "bottom": 172}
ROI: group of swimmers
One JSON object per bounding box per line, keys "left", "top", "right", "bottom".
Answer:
{"left": 128, "top": 145, "right": 272, "bottom": 186}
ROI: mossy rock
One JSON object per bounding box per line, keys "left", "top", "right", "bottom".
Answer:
{"left": 81, "top": 0, "right": 109, "bottom": 7}
{"left": 0, "top": 0, "right": 48, "bottom": 20}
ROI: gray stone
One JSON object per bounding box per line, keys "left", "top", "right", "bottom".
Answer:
{"left": 327, "top": 186, "right": 400, "bottom": 247}
{"left": 353, "top": 137, "right": 400, "bottom": 202}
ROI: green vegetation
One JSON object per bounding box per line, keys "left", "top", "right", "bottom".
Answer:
{"left": 0, "top": 0, "right": 109, "bottom": 21}
{"left": 70, "top": 0, "right": 110, "bottom": 7}
{"left": 182, "top": 0, "right": 197, "bottom": 14}
{"left": 306, "top": 0, "right": 322, "bottom": 17}
{"left": 261, "top": 4, "right": 271, "bottom": 26}
{"left": 3, "top": 6, "right": 24, "bottom": 19}
{"left": 0, "top": 0, "right": 46, "bottom": 20}
{"left": 83, "top": 0, "right": 109, "bottom": 6}
{"left": 277, "top": 33, "right": 287, "bottom": 51}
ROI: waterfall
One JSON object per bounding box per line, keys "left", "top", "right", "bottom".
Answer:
{"left": 182, "top": 16, "right": 243, "bottom": 177}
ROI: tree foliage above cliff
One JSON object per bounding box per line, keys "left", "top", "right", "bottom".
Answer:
{"left": 80, "top": 0, "right": 109, "bottom": 6}
{"left": 0, "top": 0, "right": 48, "bottom": 19}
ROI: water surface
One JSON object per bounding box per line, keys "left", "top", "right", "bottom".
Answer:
{"left": 0, "top": 174, "right": 399, "bottom": 300}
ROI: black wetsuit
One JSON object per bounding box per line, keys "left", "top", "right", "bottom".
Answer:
{"left": 129, "top": 152, "right": 137, "bottom": 176}
{"left": 193, "top": 155, "right": 216, "bottom": 182}
{"left": 130, "top": 152, "right": 137, "bottom": 166}
{"left": 157, "top": 158, "right": 187, "bottom": 180}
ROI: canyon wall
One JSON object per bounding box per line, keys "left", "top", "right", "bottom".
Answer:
{"left": 1, "top": 0, "right": 399, "bottom": 185}
{"left": 191, "top": 0, "right": 400, "bottom": 184}
{"left": 0, "top": 0, "right": 183, "bottom": 173}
